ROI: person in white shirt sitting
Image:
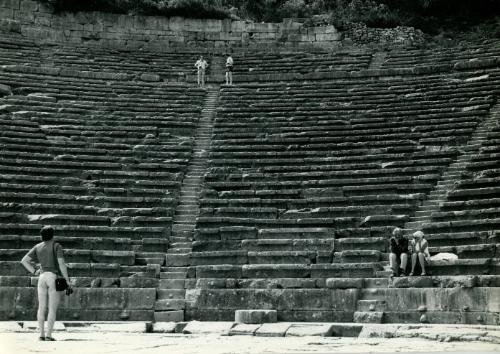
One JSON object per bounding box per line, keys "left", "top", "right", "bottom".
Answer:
{"left": 409, "top": 230, "right": 431, "bottom": 276}
{"left": 194, "top": 56, "right": 208, "bottom": 87}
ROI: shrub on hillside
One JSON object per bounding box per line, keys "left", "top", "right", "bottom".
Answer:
{"left": 38, "top": 0, "right": 230, "bottom": 19}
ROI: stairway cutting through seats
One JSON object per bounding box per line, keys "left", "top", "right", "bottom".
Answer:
{"left": 154, "top": 87, "right": 220, "bottom": 322}
{"left": 353, "top": 100, "right": 500, "bottom": 324}
{"left": 405, "top": 100, "right": 500, "bottom": 234}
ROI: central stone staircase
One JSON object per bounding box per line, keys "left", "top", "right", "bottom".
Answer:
{"left": 154, "top": 87, "right": 219, "bottom": 322}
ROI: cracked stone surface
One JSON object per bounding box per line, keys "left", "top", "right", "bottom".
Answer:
{"left": 1, "top": 322, "right": 499, "bottom": 354}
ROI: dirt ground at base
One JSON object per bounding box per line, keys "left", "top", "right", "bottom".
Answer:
{"left": 1, "top": 332, "right": 499, "bottom": 354}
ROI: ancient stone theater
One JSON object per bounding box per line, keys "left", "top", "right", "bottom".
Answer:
{"left": 0, "top": 0, "right": 499, "bottom": 326}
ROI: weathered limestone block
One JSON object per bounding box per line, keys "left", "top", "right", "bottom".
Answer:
{"left": 242, "top": 264, "right": 310, "bottom": 278}
{"left": 120, "top": 276, "right": 159, "bottom": 288}
{"left": 60, "top": 288, "right": 156, "bottom": 310}
{"left": 140, "top": 73, "right": 160, "bottom": 82}
{"left": 229, "top": 323, "right": 261, "bottom": 336}
{"left": 354, "top": 311, "right": 384, "bottom": 323}
{"left": 196, "top": 265, "right": 242, "bottom": 278}
{"left": 391, "top": 277, "right": 434, "bottom": 288}
{"left": 326, "top": 278, "right": 364, "bottom": 289}
{"left": 286, "top": 323, "right": 334, "bottom": 337}
{"left": 154, "top": 310, "right": 184, "bottom": 322}
{"left": 182, "top": 321, "right": 234, "bottom": 334}
{"left": 0, "top": 83, "right": 12, "bottom": 96}
{"left": 255, "top": 322, "right": 292, "bottom": 337}
{"left": 235, "top": 309, "right": 277, "bottom": 324}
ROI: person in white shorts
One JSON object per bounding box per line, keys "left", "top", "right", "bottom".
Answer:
{"left": 21, "top": 226, "right": 71, "bottom": 341}
{"left": 225, "top": 54, "right": 234, "bottom": 85}
{"left": 194, "top": 55, "right": 208, "bottom": 87}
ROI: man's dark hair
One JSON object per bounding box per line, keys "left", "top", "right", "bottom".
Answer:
{"left": 40, "top": 225, "right": 54, "bottom": 241}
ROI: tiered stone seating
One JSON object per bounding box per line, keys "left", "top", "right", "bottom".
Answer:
{"left": 423, "top": 101, "right": 500, "bottom": 276}
{"left": 232, "top": 49, "right": 372, "bottom": 76}
{"left": 0, "top": 37, "right": 206, "bottom": 320}
{"left": 188, "top": 68, "right": 500, "bottom": 321}
{"left": 381, "top": 40, "right": 500, "bottom": 70}
{"left": 0, "top": 32, "right": 210, "bottom": 80}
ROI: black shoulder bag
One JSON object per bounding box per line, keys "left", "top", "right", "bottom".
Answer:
{"left": 52, "top": 242, "right": 69, "bottom": 292}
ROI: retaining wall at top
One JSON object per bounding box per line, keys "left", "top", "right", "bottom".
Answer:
{"left": 0, "top": 0, "right": 341, "bottom": 51}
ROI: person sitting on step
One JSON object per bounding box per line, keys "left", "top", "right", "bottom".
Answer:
{"left": 389, "top": 227, "right": 409, "bottom": 277}
{"left": 409, "top": 230, "right": 431, "bottom": 276}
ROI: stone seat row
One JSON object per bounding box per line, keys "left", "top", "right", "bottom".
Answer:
{"left": 198, "top": 205, "right": 414, "bottom": 220}
{"left": 0, "top": 202, "right": 173, "bottom": 218}
{"left": 0, "top": 274, "right": 160, "bottom": 289}
{"left": 0, "top": 168, "right": 183, "bottom": 186}
{"left": 207, "top": 150, "right": 456, "bottom": 163}
{"left": 206, "top": 157, "right": 454, "bottom": 172}
{"left": 0, "top": 248, "right": 137, "bottom": 265}
{"left": 0, "top": 223, "right": 169, "bottom": 239}
{"left": 0, "top": 67, "right": 207, "bottom": 94}
{"left": 190, "top": 258, "right": 498, "bottom": 279}
{"left": 0, "top": 136, "right": 193, "bottom": 154}
{"left": 0, "top": 212, "right": 172, "bottom": 227}
{"left": 200, "top": 192, "right": 424, "bottom": 208}
{"left": 0, "top": 192, "right": 175, "bottom": 208}
{"left": 188, "top": 274, "right": 500, "bottom": 290}
{"left": 213, "top": 113, "right": 483, "bottom": 129}
{"left": 0, "top": 234, "right": 167, "bottom": 252}
{"left": 194, "top": 226, "right": 395, "bottom": 242}
{"left": 202, "top": 184, "right": 432, "bottom": 199}
{"left": 204, "top": 165, "right": 444, "bottom": 181}
{"left": 0, "top": 261, "right": 159, "bottom": 279}
{"left": 0, "top": 173, "right": 182, "bottom": 190}
{"left": 0, "top": 157, "right": 186, "bottom": 173}
{"left": 0, "top": 146, "right": 191, "bottom": 164}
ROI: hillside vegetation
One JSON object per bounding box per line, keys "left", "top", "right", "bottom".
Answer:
{"left": 40, "top": 0, "right": 500, "bottom": 36}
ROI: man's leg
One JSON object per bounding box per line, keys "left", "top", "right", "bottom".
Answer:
{"left": 201, "top": 70, "right": 205, "bottom": 87}
{"left": 410, "top": 253, "right": 417, "bottom": 275}
{"left": 197, "top": 70, "right": 201, "bottom": 85}
{"left": 229, "top": 71, "right": 233, "bottom": 85}
{"left": 418, "top": 252, "right": 427, "bottom": 275}
{"left": 389, "top": 253, "right": 397, "bottom": 276}
{"left": 37, "top": 274, "right": 48, "bottom": 338}
{"left": 225, "top": 71, "right": 229, "bottom": 85}
{"left": 46, "top": 273, "right": 60, "bottom": 339}
{"left": 400, "top": 253, "right": 408, "bottom": 275}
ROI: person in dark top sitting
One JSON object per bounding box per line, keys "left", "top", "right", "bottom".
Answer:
{"left": 389, "top": 227, "right": 409, "bottom": 277}
{"left": 21, "top": 225, "right": 71, "bottom": 341}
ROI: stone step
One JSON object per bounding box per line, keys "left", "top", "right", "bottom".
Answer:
{"left": 165, "top": 253, "right": 190, "bottom": 266}
{"left": 157, "top": 289, "right": 186, "bottom": 300}
{"left": 174, "top": 215, "right": 197, "bottom": 223}
{"left": 172, "top": 224, "right": 195, "bottom": 232}
{"left": 357, "top": 300, "right": 387, "bottom": 312}
{"left": 414, "top": 211, "right": 432, "bottom": 217}
{"left": 154, "top": 310, "right": 184, "bottom": 322}
{"left": 159, "top": 278, "right": 185, "bottom": 289}
{"left": 171, "top": 242, "right": 192, "bottom": 248}
{"left": 162, "top": 266, "right": 188, "bottom": 273}
{"left": 167, "top": 248, "right": 192, "bottom": 254}
{"left": 374, "top": 270, "right": 393, "bottom": 278}
{"left": 364, "top": 278, "right": 390, "bottom": 288}
{"left": 353, "top": 311, "right": 384, "bottom": 323}
{"left": 158, "top": 271, "right": 186, "bottom": 279}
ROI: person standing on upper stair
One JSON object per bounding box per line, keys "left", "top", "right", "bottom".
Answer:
{"left": 225, "top": 54, "right": 234, "bottom": 85}
{"left": 195, "top": 55, "right": 209, "bottom": 87}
